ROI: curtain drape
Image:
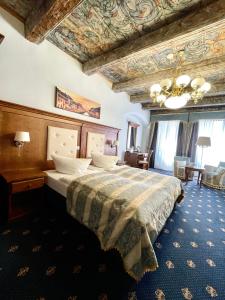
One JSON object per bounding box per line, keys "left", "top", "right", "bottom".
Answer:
{"left": 147, "top": 122, "right": 158, "bottom": 168}
{"left": 183, "top": 122, "right": 193, "bottom": 156}
{"left": 188, "top": 122, "right": 199, "bottom": 162}
{"left": 176, "top": 121, "right": 199, "bottom": 158}
{"left": 176, "top": 122, "right": 183, "bottom": 156}
{"left": 195, "top": 119, "right": 225, "bottom": 166}
{"left": 154, "top": 120, "right": 180, "bottom": 171}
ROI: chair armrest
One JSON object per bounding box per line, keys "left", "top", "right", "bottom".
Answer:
{"left": 204, "top": 165, "right": 217, "bottom": 172}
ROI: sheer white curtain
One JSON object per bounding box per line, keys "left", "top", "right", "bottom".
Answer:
{"left": 154, "top": 120, "right": 180, "bottom": 171}
{"left": 196, "top": 119, "right": 225, "bottom": 167}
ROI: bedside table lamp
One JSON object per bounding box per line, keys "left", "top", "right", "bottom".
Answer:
{"left": 14, "top": 131, "right": 30, "bottom": 147}
{"left": 196, "top": 136, "right": 211, "bottom": 168}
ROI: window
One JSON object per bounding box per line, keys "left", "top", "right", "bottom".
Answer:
{"left": 154, "top": 120, "right": 180, "bottom": 171}
{"left": 196, "top": 119, "right": 225, "bottom": 167}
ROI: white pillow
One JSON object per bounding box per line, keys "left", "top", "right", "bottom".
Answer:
{"left": 91, "top": 153, "right": 119, "bottom": 170}
{"left": 52, "top": 154, "right": 91, "bottom": 175}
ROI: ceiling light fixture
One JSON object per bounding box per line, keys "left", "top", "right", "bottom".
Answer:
{"left": 149, "top": 50, "right": 211, "bottom": 109}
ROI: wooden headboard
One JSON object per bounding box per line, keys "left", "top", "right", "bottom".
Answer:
{"left": 0, "top": 100, "right": 120, "bottom": 172}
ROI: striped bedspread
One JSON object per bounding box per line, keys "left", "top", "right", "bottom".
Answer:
{"left": 66, "top": 168, "right": 182, "bottom": 280}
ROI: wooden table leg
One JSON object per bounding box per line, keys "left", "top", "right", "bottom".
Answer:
{"left": 197, "top": 171, "right": 200, "bottom": 185}
{"left": 200, "top": 172, "right": 203, "bottom": 188}
{"left": 185, "top": 167, "right": 189, "bottom": 185}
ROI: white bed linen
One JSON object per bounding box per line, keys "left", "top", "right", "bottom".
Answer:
{"left": 87, "top": 164, "right": 126, "bottom": 172}
{"left": 44, "top": 169, "right": 100, "bottom": 197}
{"left": 59, "top": 170, "right": 100, "bottom": 185}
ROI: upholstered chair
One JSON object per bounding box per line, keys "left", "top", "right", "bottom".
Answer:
{"left": 174, "top": 156, "right": 193, "bottom": 180}
{"left": 202, "top": 161, "right": 225, "bottom": 189}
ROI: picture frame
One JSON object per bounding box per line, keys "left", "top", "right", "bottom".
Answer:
{"left": 55, "top": 87, "right": 101, "bottom": 119}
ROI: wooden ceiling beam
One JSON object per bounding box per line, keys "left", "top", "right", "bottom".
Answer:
{"left": 130, "top": 93, "right": 150, "bottom": 104}
{"left": 142, "top": 95, "right": 225, "bottom": 111}
{"left": 130, "top": 82, "right": 225, "bottom": 104}
{"left": 83, "top": 0, "right": 225, "bottom": 75}
{"left": 0, "top": 3, "right": 25, "bottom": 22}
{"left": 113, "top": 56, "right": 225, "bottom": 94}
{"left": 150, "top": 105, "right": 225, "bottom": 115}
{"left": 25, "top": 0, "right": 83, "bottom": 43}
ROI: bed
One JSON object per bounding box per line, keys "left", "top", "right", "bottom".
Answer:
{"left": 45, "top": 126, "right": 183, "bottom": 281}
{"left": 45, "top": 166, "right": 183, "bottom": 280}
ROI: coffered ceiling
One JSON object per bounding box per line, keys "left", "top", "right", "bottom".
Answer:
{"left": 1, "top": 0, "right": 225, "bottom": 111}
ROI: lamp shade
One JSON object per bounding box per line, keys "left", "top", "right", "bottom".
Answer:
{"left": 150, "top": 84, "right": 161, "bottom": 94}
{"left": 196, "top": 136, "right": 211, "bottom": 147}
{"left": 14, "top": 131, "right": 30, "bottom": 142}
{"left": 164, "top": 95, "right": 188, "bottom": 109}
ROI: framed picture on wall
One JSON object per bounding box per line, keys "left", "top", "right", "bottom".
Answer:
{"left": 55, "top": 87, "right": 101, "bottom": 119}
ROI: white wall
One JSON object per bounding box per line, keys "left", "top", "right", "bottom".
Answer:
{"left": 0, "top": 8, "right": 150, "bottom": 158}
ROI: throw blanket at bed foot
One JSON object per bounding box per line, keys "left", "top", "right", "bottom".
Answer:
{"left": 66, "top": 170, "right": 182, "bottom": 280}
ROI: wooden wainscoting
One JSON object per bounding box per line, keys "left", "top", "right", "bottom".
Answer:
{"left": 0, "top": 100, "right": 120, "bottom": 172}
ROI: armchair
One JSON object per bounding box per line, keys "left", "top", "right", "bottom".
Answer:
{"left": 174, "top": 156, "right": 194, "bottom": 180}
{"left": 202, "top": 161, "right": 225, "bottom": 189}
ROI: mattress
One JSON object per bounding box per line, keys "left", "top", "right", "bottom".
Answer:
{"left": 44, "top": 170, "right": 68, "bottom": 197}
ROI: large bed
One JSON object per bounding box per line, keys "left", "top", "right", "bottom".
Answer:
{"left": 45, "top": 126, "right": 183, "bottom": 280}
{"left": 45, "top": 165, "right": 183, "bottom": 281}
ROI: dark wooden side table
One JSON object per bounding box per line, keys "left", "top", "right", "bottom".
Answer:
{"left": 185, "top": 166, "right": 205, "bottom": 188}
{"left": 0, "top": 169, "right": 46, "bottom": 224}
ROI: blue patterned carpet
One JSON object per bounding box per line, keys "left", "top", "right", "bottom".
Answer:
{"left": 0, "top": 179, "right": 225, "bottom": 300}
{"left": 133, "top": 180, "right": 225, "bottom": 300}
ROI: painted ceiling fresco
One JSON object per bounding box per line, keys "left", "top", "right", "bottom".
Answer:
{"left": 125, "top": 69, "right": 225, "bottom": 96}
{"left": 47, "top": 0, "right": 204, "bottom": 63}
{"left": 99, "top": 27, "right": 225, "bottom": 83}
{"left": 3, "top": 0, "right": 225, "bottom": 103}
{"left": 0, "top": 0, "right": 35, "bottom": 19}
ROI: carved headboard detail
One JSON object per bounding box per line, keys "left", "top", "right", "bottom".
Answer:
{"left": 47, "top": 126, "right": 78, "bottom": 160}
{"left": 86, "top": 132, "right": 105, "bottom": 158}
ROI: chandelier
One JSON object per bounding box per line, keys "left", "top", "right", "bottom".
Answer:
{"left": 149, "top": 50, "right": 211, "bottom": 109}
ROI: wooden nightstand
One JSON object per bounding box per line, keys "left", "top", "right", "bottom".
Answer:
{"left": 0, "top": 169, "right": 46, "bottom": 223}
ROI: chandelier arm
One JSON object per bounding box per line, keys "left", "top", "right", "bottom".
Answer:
{"left": 149, "top": 49, "right": 211, "bottom": 109}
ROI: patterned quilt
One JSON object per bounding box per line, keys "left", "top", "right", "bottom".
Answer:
{"left": 66, "top": 168, "right": 183, "bottom": 280}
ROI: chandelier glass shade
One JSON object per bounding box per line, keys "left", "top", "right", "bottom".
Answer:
{"left": 149, "top": 52, "right": 211, "bottom": 109}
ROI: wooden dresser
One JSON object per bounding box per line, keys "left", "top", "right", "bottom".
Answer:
{"left": 124, "top": 151, "right": 149, "bottom": 169}
{"left": 0, "top": 169, "right": 46, "bottom": 224}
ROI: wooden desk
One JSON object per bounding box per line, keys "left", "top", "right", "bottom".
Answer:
{"left": 124, "top": 151, "right": 148, "bottom": 168}
{"left": 185, "top": 166, "right": 205, "bottom": 188}
{"left": 0, "top": 169, "right": 46, "bottom": 223}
